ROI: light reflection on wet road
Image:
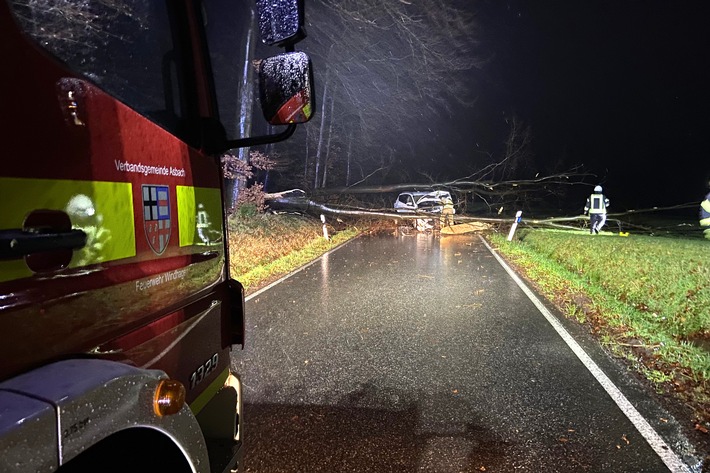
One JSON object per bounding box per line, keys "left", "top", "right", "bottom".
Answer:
{"left": 232, "top": 233, "right": 698, "bottom": 472}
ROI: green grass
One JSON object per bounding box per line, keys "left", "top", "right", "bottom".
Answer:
{"left": 488, "top": 228, "right": 710, "bottom": 420}
{"left": 228, "top": 212, "right": 360, "bottom": 293}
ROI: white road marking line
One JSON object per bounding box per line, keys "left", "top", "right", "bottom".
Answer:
{"left": 481, "top": 236, "right": 691, "bottom": 473}
{"left": 245, "top": 236, "right": 358, "bottom": 302}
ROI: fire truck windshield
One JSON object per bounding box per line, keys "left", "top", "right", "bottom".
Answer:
{"left": 7, "top": 0, "right": 284, "bottom": 148}
{"left": 7, "top": 1, "right": 189, "bottom": 140}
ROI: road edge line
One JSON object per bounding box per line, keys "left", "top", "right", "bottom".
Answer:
{"left": 246, "top": 234, "right": 360, "bottom": 302}
{"left": 480, "top": 235, "right": 691, "bottom": 473}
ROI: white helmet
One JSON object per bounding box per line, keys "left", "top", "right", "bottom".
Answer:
{"left": 66, "top": 194, "right": 96, "bottom": 219}
{"left": 594, "top": 185, "right": 603, "bottom": 193}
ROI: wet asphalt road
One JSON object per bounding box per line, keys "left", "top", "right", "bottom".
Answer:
{"left": 231, "top": 233, "right": 701, "bottom": 472}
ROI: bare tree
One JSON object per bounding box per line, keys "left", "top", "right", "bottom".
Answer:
{"left": 223, "top": 7, "right": 258, "bottom": 211}
{"left": 10, "top": 1, "right": 140, "bottom": 49}
{"left": 222, "top": 150, "right": 277, "bottom": 212}
{"left": 278, "top": 0, "right": 487, "bottom": 189}
{"left": 499, "top": 114, "right": 533, "bottom": 181}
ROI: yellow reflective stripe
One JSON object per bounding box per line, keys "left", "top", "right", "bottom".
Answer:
{"left": 701, "top": 199, "right": 710, "bottom": 213}
{"left": 176, "top": 186, "right": 223, "bottom": 247}
{"left": 1, "top": 260, "right": 30, "bottom": 284}
{"left": 189, "top": 366, "right": 229, "bottom": 415}
{"left": 700, "top": 217, "right": 710, "bottom": 226}
{"left": 0, "top": 178, "right": 135, "bottom": 282}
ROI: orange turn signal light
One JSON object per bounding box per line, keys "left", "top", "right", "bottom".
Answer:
{"left": 153, "top": 379, "right": 186, "bottom": 417}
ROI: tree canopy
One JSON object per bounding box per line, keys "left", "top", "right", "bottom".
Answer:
{"left": 257, "top": 0, "right": 499, "bottom": 191}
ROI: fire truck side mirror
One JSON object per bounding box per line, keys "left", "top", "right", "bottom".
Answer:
{"left": 255, "top": 0, "right": 306, "bottom": 47}
{"left": 220, "top": 15, "right": 314, "bottom": 150}
{"left": 258, "top": 51, "right": 314, "bottom": 125}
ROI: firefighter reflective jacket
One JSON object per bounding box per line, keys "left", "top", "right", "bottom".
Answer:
{"left": 700, "top": 192, "right": 710, "bottom": 228}
{"left": 585, "top": 193, "right": 609, "bottom": 215}
{"left": 443, "top": 197, "right": 454, "bottom": 212}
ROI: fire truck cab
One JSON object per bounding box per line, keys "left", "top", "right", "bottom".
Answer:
{"left": 0, "top": 1, "right": 313, "bottom": 472}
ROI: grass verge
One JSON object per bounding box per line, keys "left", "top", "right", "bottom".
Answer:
{"left": 228, "top": 212, "right": 360, "bottom": 294}
{"left": 487, "top": 228, "right": 710, "bottom": 428}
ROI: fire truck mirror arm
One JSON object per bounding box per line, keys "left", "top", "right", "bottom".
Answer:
{"left": 223, "top": 123, "right": 297, "bottom": 151}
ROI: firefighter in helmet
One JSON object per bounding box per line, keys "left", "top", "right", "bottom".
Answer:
{"left": 584, "top": 185, "right": 610, "bottom": 234}
{"left": 700, "top": 181, "right": 710, "bottom": 240}
{"left": 439, "top": 194, "right": 455, "bottom": 228}
{"left": 65, "top": 194, "right": 111, "bottom": 265}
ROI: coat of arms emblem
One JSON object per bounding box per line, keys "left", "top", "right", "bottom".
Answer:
{"left": 142, "top": 184, "right": 171, "bottom": 255}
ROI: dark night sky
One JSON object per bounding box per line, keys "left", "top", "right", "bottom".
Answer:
{"left": 275, "top": 1, "right": 710, "bottom": 212}
{"left": 470, "top": 0, "right": 710, "bottom": 209}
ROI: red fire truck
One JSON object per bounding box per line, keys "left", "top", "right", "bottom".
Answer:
{"left": 0, "top": 1, "right": 313, "bottom": 472}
